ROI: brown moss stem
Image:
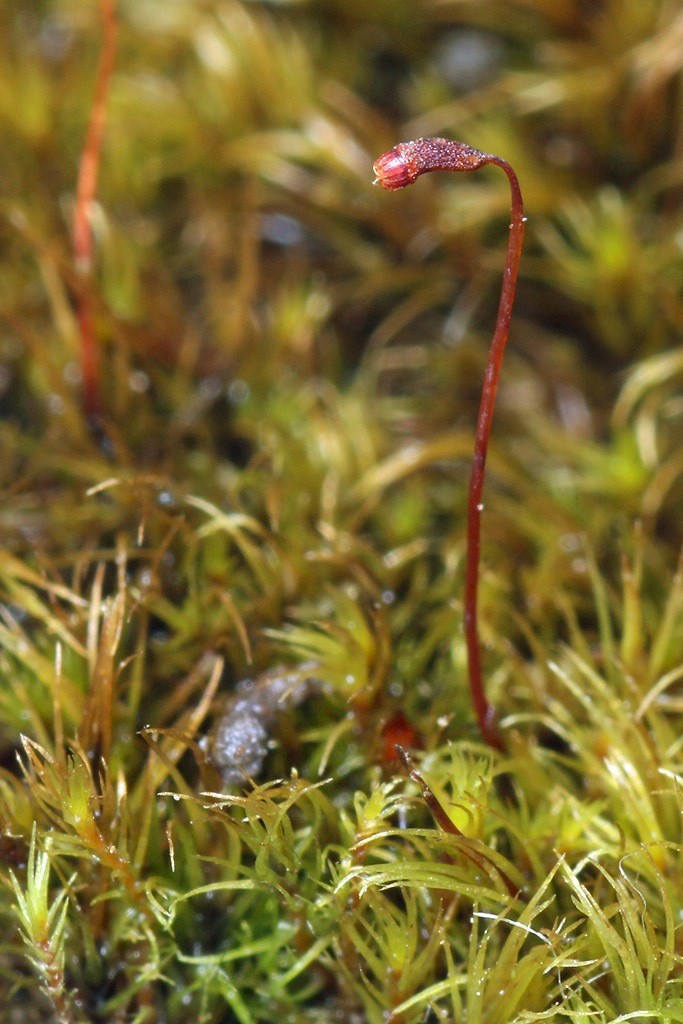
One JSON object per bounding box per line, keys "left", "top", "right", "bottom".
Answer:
{"left": 73, "top": 0, "right": 117, "bottom": 423}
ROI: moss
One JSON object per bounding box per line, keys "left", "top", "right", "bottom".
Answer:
{"left": 1, "top": 0, "right": 683, "bottom": 1021}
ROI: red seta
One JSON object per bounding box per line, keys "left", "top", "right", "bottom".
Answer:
{"left": 373, "top": 137, "right": 526, "bottom": 752}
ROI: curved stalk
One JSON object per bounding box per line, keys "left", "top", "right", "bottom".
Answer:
{"left": 373, "top": 137, "right": 525, "bottom": 751}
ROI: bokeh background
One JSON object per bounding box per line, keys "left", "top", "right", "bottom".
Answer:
{"left": 1, "top": 2, "right": 683, "bottom": 1022}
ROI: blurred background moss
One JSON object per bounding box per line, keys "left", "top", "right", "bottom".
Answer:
{"left": 1, "top": 0, "right": 681, "bottom": 686}
{"left": 1, "top": 1, "right": 683, "bottom": 1022}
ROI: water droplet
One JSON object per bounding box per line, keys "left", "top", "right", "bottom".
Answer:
{"left": 137, "top": 568, "right": 153, "bottom": 589}
{"left": 128, "top": 370, "right": 149, "bottom": 394}
{"left": 63, "top": 361, "right": 82, "bottom": 385}
{"left": 47, "top": 393, "right": 65, "bottom": 416}
{"left": 228, "top": 379, "right": 250, "bottom": 406}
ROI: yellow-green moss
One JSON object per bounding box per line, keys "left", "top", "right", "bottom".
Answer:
{"left": 1, "top": 1, "right": 683, "bottom": 1021}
